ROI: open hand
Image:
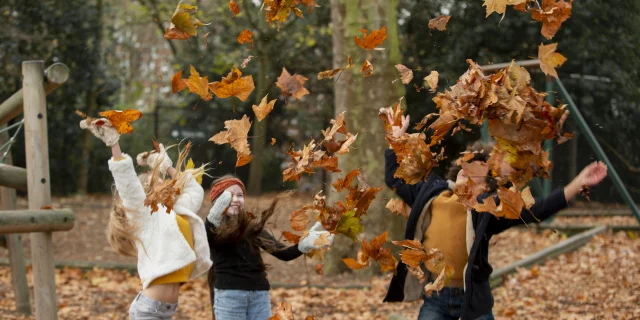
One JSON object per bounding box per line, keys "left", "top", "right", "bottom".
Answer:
{"left": 386, "top": 113, "right": 410, "bottom": 138}
{"left": 136, "top": 143, "right": 173, "bottom": 175}
{"left": 298, "top": 222, "right": 334, "bottom": 254}
{"left": 577, "top": 161, "right": 608, "bottom": 187}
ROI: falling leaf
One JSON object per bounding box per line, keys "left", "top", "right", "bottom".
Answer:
{"left": 386, "top": 198, "right": 408, "bottom": 218}
{"left": 395, "top": 64, "right": 414, "bottom": 84}
{"left": 538, "top": 42, "right": 567, "bottom": 79}
{"left": 271, "top": 138, "right": 276, "bottom": 145}
{"left": 391, "top": 239, "right": 423, "bottom": 250}
{"left": 424, "top": 71, "right": 439, "bottom": 93}
{"left": 579, "top": 185, "right": 591, "bottom": 201}
{"left": 315, "top": 263, "right": 324, "bottom": 275}
{"left": 209, "top": 115, "right": 252, "bottom": 167}
{"left": 98, "top": 110, "right": 142, "bottom": 134}
{"left": 424, "top": 264, "right": 455, "bottom": 297}
{"left": 263, "top": 0, "right": 319, "bottom": 30}
{"left": 282, "top": 231, "right": 302, "bottom": 244}
{"left": 343, "top": 231, "right": 397, "bottom": 273}
{"left": 237, "top": 29, "right": 253, "bottom": 44}
{"left": 203, "top": 32, "right": 210, "bottom": 49}
{"left": 290, "top": 209, "right": 309, "bottom": 232}
{"left": 171, "top": 70, "right": 188, "bottom": 93}
{"left": 185, "top": 65, "right": 212, "bottom": 101}
{"left": 531, "top": 0, "right": 573, "bottom": 40}
{"left": 276, "top": 68, "right": 310, "bottom": 100}
{"left": 229, "top": 0, "right": 240, "bottom": 16}
{"left": 342, "top": 257, "right": 369, "bottom": 270}
{"left": 241, "top": 55, "right": 254, "bottom": 68}
{"left": 209, "top": 68, "right": 255, "bottom": 102}
{"left": 521, "top": 186, "right": 535, "bottom": 209}
{"left": 164, "top": 1, "right": 209, "bottom": 40}
{"left": 336, "top": 133, "right": 357, "bottom": 155}
{"left": 317, "top": 68, "right": 343, "bottom": 80}
{"left": 361, "top": 60, "right": 373, "bottom": 77}
{"left": 40, "top": 205, "right": 53, "bottom": 210}
{"left": 428, "top": 15, "right": 451, "bottom": 31}
{"left": 483, "top": 0, "right": 508, "bottom": 17}
{"left": 354, "top": 26, "right": 387, "bottom": 50}
{"left": 335, "top": 210, "right": 364, "bottom": 242}
{"left": 346, "top": 56, "right": 353, "bottom": 68}
{"left": 332, "top": 169, "right": 360, "bottom": 192}
{"left": 252, "top": 94, "right": 276, "bottom": 121}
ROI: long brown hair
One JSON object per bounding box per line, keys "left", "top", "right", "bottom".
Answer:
{"left": 206, "top": 175, "right": 281, "bottom": 314}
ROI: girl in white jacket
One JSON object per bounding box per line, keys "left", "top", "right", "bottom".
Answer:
{"left": 80, "top": 118, "right": 212, "bottom": 319}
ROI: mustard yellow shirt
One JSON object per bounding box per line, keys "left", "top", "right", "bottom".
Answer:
{"left": 149, "top": 214, "right": 194, "bottom": 286}
{"left": 423, "top": 191, "right": 468, "bottom": 287}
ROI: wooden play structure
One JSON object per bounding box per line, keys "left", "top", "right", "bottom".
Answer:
{"left": 0, "top": 61, "right": 74, "bottom": 319}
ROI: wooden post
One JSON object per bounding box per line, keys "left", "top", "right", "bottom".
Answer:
{"left": 23, "top": 61, "right": 57, "bottom": 319}
{"left": 0, "top": 124, "right": 31, "bottom": 315}
{"left": 0, "top": 164, "right": 28, "bottom": 191}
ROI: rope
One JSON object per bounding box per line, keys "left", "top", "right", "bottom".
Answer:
{"left": 0, "top": 119, "right": 24, "bottom": 163}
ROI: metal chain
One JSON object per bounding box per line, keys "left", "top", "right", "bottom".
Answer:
{"left": 0, "top": 119, "right": 24, "bottom": 163}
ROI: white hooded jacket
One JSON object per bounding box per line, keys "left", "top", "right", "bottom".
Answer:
{"left": 108, "top": 154, "right": 212, "bottom": 289}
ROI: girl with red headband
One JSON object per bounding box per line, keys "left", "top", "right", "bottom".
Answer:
{"left": 205, "top": 175, "right": 333, "bottom": 320}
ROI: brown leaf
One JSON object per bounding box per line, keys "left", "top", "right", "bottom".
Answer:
{"left": 271, "top": 138, "right": 276, "bottom": 145}
{"left": 317, "top": 68, "right": 343, "bottom": 80}
{"left": 241, "top": 55, "right": 254, "bottom": 68}
{"left": 290, "top": 209, "right": 309, "bottom": 232}
{"left": 209, "top": 115, "right": 252, "bottom": 167}
{"left": 276, "top": 68, "right": 310, "bottom": 100}
{"left": 332, "top": 169, "right": 360, "bottom": 192}
{"left": 385, "top": 198, "right": 408, "bottom": 218}
{"left": 395, "top": 64, "right": 414, "bottom": 84}
{"left": 354, "top": 26, "right": 387, "bottom": 50}
{"left": 164, "top": 2, "right": 209, "bottom": 40}
{"left": 400, "top": 248, "right": 428, "bottom": 269}
{"left": 342, "top": 258, "right": 369, "bottom": 270}
{"left": 315, "top": 263, "right": 324, "bottom": 275}
{"left": 361, "top": 60, "right": 374, "bottom": 77}
{"left": 185, "top": 65, "right": 212, "bottom": 101}
{"left": 391, "top": 239, "right": 423, "bottom": 250}
{"left": 428, "top": 15, "right": 451, "bottom": 31}
{"left": 282, "top": 231, "right": 302, "bottom": 244}
{"left": 171, "top": 70, "right": 187, "bottom": 93}
{"left": 209, "top": 68, "right": 255, "bottom": 102}
{"left": 531, "top": 0, "right": 573, "bottom": 40}
{"left": 424, "top": 264, "right": 455, "bottom": 297}
{"left": 538, "top": 42, "right": 567, "bottom": 79}
{"left": 235, "top": 153, "right": 253, "bottom": 167}
{"left": 252, "top": 94, "right": 276, "bottom": 121}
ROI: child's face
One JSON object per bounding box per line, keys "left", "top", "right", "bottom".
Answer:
{"left": 225, "top": 184, "right": 245, "bottom": 216}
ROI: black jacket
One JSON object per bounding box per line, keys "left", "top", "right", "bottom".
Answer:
{"left": 382, "top": 149, "right": 568, "bottom": 320}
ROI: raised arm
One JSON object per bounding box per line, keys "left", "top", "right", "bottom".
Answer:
{"left": 488, "top": 161, "right": 608, "bottom": 234}
{"left": 259, "top": 231, "right": 303, "bottom": 261}
{"left": 384, "top": 114, "right": 423, "bottom": 206}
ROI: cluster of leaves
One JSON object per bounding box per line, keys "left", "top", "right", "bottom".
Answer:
{"left": 285, "top": 169, "right": 382, "bottom": 245}
{"left": 282, "top": 112, "right": 357, "bottom": 182}
{"left": 172, "top": 65, "right": 255, "bottom": 102}
{"left": 415, "top": 60, "right": 569, "bottom": 219}
{"left": 392, "top": 239, "right": 455, "bottom": 297}
{"left": 269, "top": 301, "right": 315, "bottom": 320}
{"left": 484, "top": 0, "right": 573, "bottom": 40}
{"left": 342, "top": 231, "right": 397, "bottom": 273}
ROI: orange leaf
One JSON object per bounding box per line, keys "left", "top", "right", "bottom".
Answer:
{"left": 98, "top": 109, "right": 142, "bottom": 134}
{"left": 252, "top": 94, "right": 276, "bottom": 122}
{"left": 171, "top": 70, "right": 187, "bottom": 93}
{"left": 290, "top": 209, "right": 309, "bottom": 232}
{"left": 237, "top": 29, "right": 253, "bottom": 44}
{"left": 315, "top": 263, "right": 324, "bottom": 275}
{"left": 428, "top": 15, "right": 451, "bottom": 31}
{"left": 271, "top": 138, "right": 276, "bottom": 145}
{"left": 185, "top": 65, "right": 212, "bottom": 101}
{"left": 282, "top": 231, "right": 302, "bottom": 244}
{"left": 400, "top": 248, "right": 427, "bottom": 269}
{"left": 209, "top": 68, "right": 255, "bottom": 102}
{"left": 354, "top": 26, "right": 387, "bottom": 50}
{"left": 538, "top": 42, "right": 567, "bottom": 79}
{"left": 229, "top": 0, "right": 240, "bottom": 16}
{"left": 424, "top": 264, "right": 455, "bottom": 297}
{"left": 332, "top": 169, "right": 360, "bottom": 192}
{"left": 342, "top": 258, "right": 369, "bottom": 270}
{"left": 235, "top": 153, "right": 253, "bottom": 167}
{"left": 424, "top": 71, "right": 439, "bottom": 93}
{"left": 361, "top": 60, "right": 373, "bottom": 77}
{"left": 531, "top": 0, "right": 573, "bottom": 40}
{"left": 209, "top": 115, "right": 252, "bottom": 165}
{"left": 317, "top": 68, "right": 343, "bottom": 80}
{"left": 391, "top": 239, "right": 423, "bottom": 250}
{"left": 276, "top": 68, "right": 309, "bottom": 100}
{"left": 269, "top": 302, "right": 294, "bottom": 320}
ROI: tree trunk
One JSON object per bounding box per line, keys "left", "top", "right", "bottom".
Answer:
{"left": 247, "top": 40, "right": 270, "bottom": 195}
{"left": 325, "top": 0, "right": 405, "bottom": 275}
{"left": 76, "top": 0, "right": 103, "bottom": 195}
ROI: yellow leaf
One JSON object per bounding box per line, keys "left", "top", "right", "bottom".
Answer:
{"left": 252, "top": 94, "right": 276, "bottom": 121}
{"left": 538, "top": 42, "right": 567, "bottom": 79}
{"left": 209, "top": 68, "right": 255, "bottom": 102}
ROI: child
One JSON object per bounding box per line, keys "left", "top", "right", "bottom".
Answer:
{"left": 80, "top": 118, "right": 212, "bottom": 319}
{"left": 383, "top": 115, "right": 608, "bottom": 320}
{"left": 205, "top": 175, "right": 333, "bottom": 320}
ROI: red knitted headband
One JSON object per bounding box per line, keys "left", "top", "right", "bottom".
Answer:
{"left": 209, "top": 178, "right": 246, "bottom": 201}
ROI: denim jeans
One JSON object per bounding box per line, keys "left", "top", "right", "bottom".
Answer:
{"left": 418, "top": 287, "right": 495, "bottom": 320}
{"left": 213, "top": 288, "right": 271, "bottom": 320}
{"left": 128, "top": 292, "right": 178, "bottom": 320}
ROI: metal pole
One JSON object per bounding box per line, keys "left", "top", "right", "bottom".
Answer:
{"left": 543, "top": 78, "right": 554, "bottom": 197}
{"left": 555, "top": 78, "right": 640, "bottom": 223}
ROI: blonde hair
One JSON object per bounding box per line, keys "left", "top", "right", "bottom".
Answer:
{"left": 107, "top": 141, "right": 208, "bottom": 257}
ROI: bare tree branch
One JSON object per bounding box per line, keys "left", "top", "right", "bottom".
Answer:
{"left": 136, "top": 0, "right": 178, "bottom": 56}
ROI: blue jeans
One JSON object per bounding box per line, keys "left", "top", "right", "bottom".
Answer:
{"left": 128, "top": 292, "right": 178, "bottom": 319}
{"left": 418, "top": 287, "right": 494, "bottom": 320}
{"left": 213, "top": 288, "right": 271, "bottom": 320}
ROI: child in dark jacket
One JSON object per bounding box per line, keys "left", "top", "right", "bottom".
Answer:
{"left": 383, "top": 115, "right": 608, "bottom": 320}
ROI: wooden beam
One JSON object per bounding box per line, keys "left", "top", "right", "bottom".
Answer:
{"left": 0, "top": 209, "right": 74, "bottom": 233}
{"left": 23, "top": 60, "right": 58, "bottom": 319}
{"left": 479, "top": 59, "right": 541, "bottom": 73}
{"left": 0, "top": 164, "right": 27, "bottom": 191}
{"left": 0, "top": 63, "right": 69, "bottom": 125}
{"left": 0, "top": 124, "right": 31, "bottom": 315}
